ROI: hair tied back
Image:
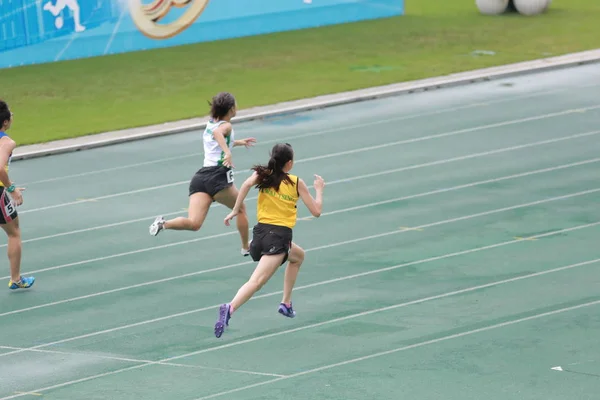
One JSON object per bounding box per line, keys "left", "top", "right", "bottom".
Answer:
{"left": 252, "top": 143, "right": 295, "bottom": 191}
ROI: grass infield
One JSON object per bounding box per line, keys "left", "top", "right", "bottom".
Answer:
{"left": 3, "top": 0, "right": 600, "bottom": 145}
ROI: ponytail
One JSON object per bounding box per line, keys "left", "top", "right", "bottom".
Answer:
{"left": 252, "top": 143, "right": 294, "bottom": 191}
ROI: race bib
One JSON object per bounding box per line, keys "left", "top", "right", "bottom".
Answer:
{"left": 4, "top": 195, "right": 15, "bottom": 216}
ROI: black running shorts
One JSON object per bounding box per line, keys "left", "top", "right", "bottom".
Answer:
{"left": 0, "top": 187, "right": 17, "bottom": 224}
{"left": 249, "top": 223, "right": 293, "bottom": 265}
{"left": 189, "top": 165, "right": 234, "bottom": 198}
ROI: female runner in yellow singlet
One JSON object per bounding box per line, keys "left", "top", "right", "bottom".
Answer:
{"left": 215, "top": 143, "right": 325, "bottom": 338}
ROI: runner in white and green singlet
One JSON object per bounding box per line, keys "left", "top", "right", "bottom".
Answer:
{"left": 149, "top": 92, "right": 256, "bottom": 256}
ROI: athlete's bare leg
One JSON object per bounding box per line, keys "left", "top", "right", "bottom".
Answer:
{"left": 214, "top": 252, "right": 286, "bottom": 337}
{"left": 1, "top": 217, "right": 21, "bottom": 282}
{"left": 163, "top": 192, "right": 213, "bottom": 231}
{"left": 213, "top": 185, "right": 250, "bottom": 251}
{"left": 3, "top": 216, "right": 35, "bottom": 290}
{"left": 230, "top": 253, "right": 286, "bottom": 312}
{"left": 281, "top": 242, "right": 305, "bottom": 306}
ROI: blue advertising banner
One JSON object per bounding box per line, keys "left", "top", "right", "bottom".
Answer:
{"left": 0, "top": 0, "right": 404, "bottom": 70}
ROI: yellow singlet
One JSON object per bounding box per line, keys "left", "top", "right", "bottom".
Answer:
{"left": 256, "top": 174, "right": 299, "bottom": 229}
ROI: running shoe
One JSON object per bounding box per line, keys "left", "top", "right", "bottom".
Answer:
{"left": 241, "top": 239, "right": 252, "bottom": 257}
{"left": 278, "top": 302, "right": 296, "bottom": 318}
{"left": 149, "top": 216, "right": 165, "bottom": 236}
{"left": 214, "top": 303, "right": 232, "bottom": 338}
{"left": 8, "top": 276, "right": 35, "bottom": 290}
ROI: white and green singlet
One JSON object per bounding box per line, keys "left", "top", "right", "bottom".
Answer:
{"left": 202, "top": 120, "right": 234, "bottom": 167}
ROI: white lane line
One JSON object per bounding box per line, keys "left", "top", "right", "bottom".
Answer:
{"left": 0, "top": 346, "right": 285, "bottom": 378}
{"left": 4, "top": 162, "right": 600, "bottom": 283}
{"left": 3, "top": 255, "right": 598, "bottom": 400}
{"left": 19, "top": 181, "right": 188, "bottom": 214}
{"left": 2, "top": 157, "right": 599, "bottom": 315}
{"left": 0, "top": 215, "right": 597, "bottom": 361}
{"left": 0, "top": 230, "right": 238, "bottom": 280}
{"left": 170, "top": 257, "right": 600, "bottom": 361}
{"left": 192, "top": 298, "right": 600, "bottom": 400}
{"left": 17, "top": 105, "right": 600, "bottom": 215}
{"left": 18, "top": 87, "right": 567, "bottom": 187}
{"left": 8, "top": 128, "right": 600, "bottom": 247}
{"left": 320, "top": 156, "right": 600, "bottom": 217}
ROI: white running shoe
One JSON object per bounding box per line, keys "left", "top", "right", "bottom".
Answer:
{"left": 149, "top": 216, "right": 165, "bottom": 236}
{"left": 241, "top": 240, "right": 252, "bottom": 257}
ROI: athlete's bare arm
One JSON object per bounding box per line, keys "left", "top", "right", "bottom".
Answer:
{"left": 0, "top": 137, "right": 15, "bottom": 188}
{"left": 298, "top": 175, "right": 324, "bottom": 217}
{"left": 212, "top": 122, "right": 233, "bottom": 167}
{"left": 233, "top": 137, "right": 257, "bottom": 148}
{"left": 224, "top": 172, "right": 259, "bottom": 225}
{"left": 0, "top": 137, "right": 23, "bottom": 206}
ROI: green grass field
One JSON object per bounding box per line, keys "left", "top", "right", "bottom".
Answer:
{"left": 3, "top": 0, "right": 600, "bottom": 145}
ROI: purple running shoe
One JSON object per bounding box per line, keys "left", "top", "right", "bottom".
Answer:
{"left": 278, "top": 303, "right": 296, "bottom": 318}
{"left": 214, "top": 303, "right": 232, "bottom": 338}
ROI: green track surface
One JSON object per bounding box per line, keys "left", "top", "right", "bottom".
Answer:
{"left": 1, "top": 64, "right": 600, "bottom": 399}
{"left": 3, "top": 0, "right": 600, "bottom": 145}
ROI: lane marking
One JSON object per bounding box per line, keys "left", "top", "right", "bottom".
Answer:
{"left": 514, "top": 236, "right": 537, "bottom": 241}
{"left": 3, "top": 161, "right": 600, "bottom": 282}
{"left": 17, "top": 106, "right": 600, "bottom": 215}
{"left": 192, "top": 298, "right": 600, "bottom": 400}
{"left": 550, "top": 366, "right": 600, "bottom": 378}
{"left": 3, "top": 256, "right": 599, "bottom": 400}
{"left": 1, "top": 218, "right": 598, "bottom": 359}
{"left": 18, "top": 87, "right": 570, "bottom": 187}
{"left": 2, "top": 172, "right": 600, "bottom": 314}
{"left": 7, "top": 134, "right": 600, "bottom": 248}
{"left": 400, "top": 226, "right": 423, "bottom": 232}
{"left": 165, "top": 257, "right": 600, "bottom": 363}
{"left": 0, "top": 345, "right": 285, "bottom": 378}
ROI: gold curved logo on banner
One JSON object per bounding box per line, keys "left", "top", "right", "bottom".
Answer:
{"left": 129, "top": 0, "right": 210, "bottom": 39}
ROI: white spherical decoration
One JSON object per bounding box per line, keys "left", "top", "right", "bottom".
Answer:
{"left": 542, "top": 0, "right": 552, "bottom": 12}
{"left": 513, "top": 0, "right": 548, "bottom": 15}
{"left": 476, "top": 0, "right": 509, "bottom": 15}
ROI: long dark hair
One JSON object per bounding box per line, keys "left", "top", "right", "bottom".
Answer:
{"left": 208, "top": 92, "right": 235, "bottom": 120}
{"left": 0, "top": 100, "right": 10, "bottom": 128}
{"left": 252, "top": 143, "right": 294, "bottom": 191}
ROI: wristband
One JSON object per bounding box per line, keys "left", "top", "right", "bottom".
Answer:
{"left": 6, "top": 184, "right": 15, "bottom": 193}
